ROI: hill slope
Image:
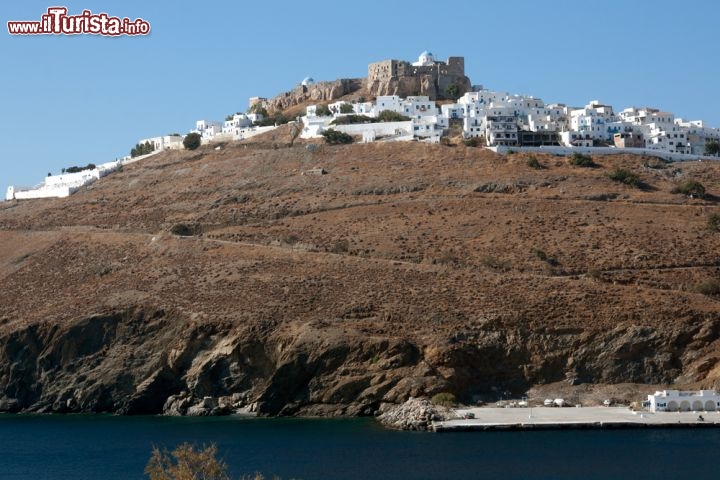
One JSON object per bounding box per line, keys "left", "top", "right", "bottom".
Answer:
{"left": 1, "top": 141, "right": 719, "bottom": 415}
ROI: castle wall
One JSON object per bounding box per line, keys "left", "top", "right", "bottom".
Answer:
{"left": 367, "top": 55, "right": 470, "bottom": 100}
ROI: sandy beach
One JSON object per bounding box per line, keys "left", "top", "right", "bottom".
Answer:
{"left": 434, "top": 406, "right": 720, "bottom": 431}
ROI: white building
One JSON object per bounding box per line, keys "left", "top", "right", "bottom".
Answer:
{"left": 646, "top": 390, "right": 720, "bottom": 412}
{"left": 138, "top": 135, "right": 184, "bottom": 152}
{"left": 193, "top": 120, "right": 224, "bottom": 140}
{"left": 222, "top": 114, "right": 254, "bottom": 137}
{"left": 6, "top": 168, "right": 103, "bottom": 200}
{"left": 412, "top": 50, "right": 435, "bottom": 67}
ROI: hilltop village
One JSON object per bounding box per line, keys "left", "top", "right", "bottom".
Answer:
{"left": 6, "top": 51, "right": 720, "bottom": 201}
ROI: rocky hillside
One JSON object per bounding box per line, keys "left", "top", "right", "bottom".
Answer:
{"left": 1, "top": 139, "right": 719, "bottom": 416}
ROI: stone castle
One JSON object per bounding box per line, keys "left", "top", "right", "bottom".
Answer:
{"left": 366, "top": 51, "right": 471, "bottom": 100}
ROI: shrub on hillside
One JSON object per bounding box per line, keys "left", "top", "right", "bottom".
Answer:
{"left": 131, "top": 141, "right": 155, "bottom": 158}
{"left": 321, "top": 128, "right": 353, "bottom": 145}
{"left": 694, "top": 278, "right": 720, "bottom": 296}
{"left": 63, "top": 163, "right": 97, "bottom": 173}
{"left": 672, "top": 180, "right": 706, "bottom": 198}
{"left": 183, "top": 132, "right": 202, "bottom": 151}
{"left": 145, "top": 443, "right": 229, "bottom": 480}
{"left": 463, "top": 137, "right": 482, "bottom": 147}
{"left": 339, "top": 103, "right": 354, "bottom": 114}
{"left": 708, "top": 213, "right": 720, "bottom": 232}
{"left": 330, "top": 114, "right": 375, "bottom": 125}
{"left": 526, "top": 156, "right": 543, "bottom": 169}
{"left": 315, "top": 104, "right": 332, "bottom": 116}
{"left": 431, "top": 392, "right": 456, "bottom": 407}
{"left": 568, "top": 152, "right": 597, "bottom": 167}
{"left": 607, "top": 168, "right": 642, "bottom": 187}
{"left": 377, "top": 110, "right": 411, "bottom": 122}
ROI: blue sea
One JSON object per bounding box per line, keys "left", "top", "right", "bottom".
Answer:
{"left": 0, "top": 414, "right": 718, "bottom": 479}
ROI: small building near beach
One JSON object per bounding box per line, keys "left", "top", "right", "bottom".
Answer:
{"left": 647, "top": 390, "right": 720, "bottom": 412}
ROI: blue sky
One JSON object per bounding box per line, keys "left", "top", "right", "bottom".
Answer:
{"left": 2, "top": 0, "right": 718, "bottom": 188}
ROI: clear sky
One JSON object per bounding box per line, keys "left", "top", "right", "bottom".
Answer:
{"left": 2, "top": 0, "right": 719, "bottom": 188}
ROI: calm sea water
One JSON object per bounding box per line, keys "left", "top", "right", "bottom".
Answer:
{"left": 0, "top": 414, "right": 718, "bottom": 479}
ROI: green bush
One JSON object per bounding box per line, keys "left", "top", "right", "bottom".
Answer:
{"left": 131, "top": 141, "right": 155, "bottom": 158}
{"left": 377, "top": 110, "right": 411, "bottom": 122}
{"left": 672, "top": 180, "right": 706, "bottom": 198}
{"left": 315, "top": 104, "right": 332, "bottom": 116}
{"left": 704, "top": 139, "right": 719, "bottom": 157}
{"left": 464, "top": 137, "right": 482, "bottom": 147}
{"left": 569, "top": 152, "right": 597, "bottom": 167}
{"left": 526, "top": 156, "right": 542, "bottom": 169}
{"left": 339, "top": 103, "right": 354, "bottom": 114}
{"left": 321, "top": 128, "right": 353, "bottom": 145}
{"left": 64, "top": 163, "right": 97, "bottom": 173}
{"left": 330, "top": 114, "right": 375, "bottom": 125}
{"left": 708, "top": 213, "right": 720, "bottom": 232}
{"left": 146, "top": 443, "right": 229, "bottom": 480}
{"left": 694, "top": 278, "right": 720, "bottom": 296}
{"left": 445, "top": 84, "right": 461, "bottom": 100}
{"left": 183, "top": 132, "right": 202, "bottom": 151}
{"left": 431, "top": 392, "right": 456, "bottom": 407}
{"left": 607, "top": 168, "right": 642, "bottom": 187}
{"left": 255, "top": 111, "right": 291, "bottom": 127}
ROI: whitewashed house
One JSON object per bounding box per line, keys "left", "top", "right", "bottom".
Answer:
{"left": 193, "top": 120, "right": 223, "bottom": 140}
{"left": 138, "top": 135, "right": 184, "bottom": 152}
{"left": 373, "top": 95, "right": 404, "bottom": 116}
{"left": 647, "top": 390, "right": 720, "bottom": 412}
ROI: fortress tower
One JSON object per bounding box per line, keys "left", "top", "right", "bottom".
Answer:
{"left": 366, "top": 51, "right": 470, "bottom": 100}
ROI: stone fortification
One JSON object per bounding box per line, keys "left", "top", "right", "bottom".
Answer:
{"left": 366, "top": 55, "right": 471, "bottom": 100}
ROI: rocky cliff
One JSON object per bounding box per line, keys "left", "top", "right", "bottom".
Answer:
{"left": 1, "top": 141, "right": 719, "bottom": 416}
{"left": 265, "top": 79, "right": 364, "bottom": 112}
{"left": 365, "top": 73, "right": 471, "bottom": 101}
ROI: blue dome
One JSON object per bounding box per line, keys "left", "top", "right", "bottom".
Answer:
{"left": 420, "top": 50, "right": 433, "bottom": 57}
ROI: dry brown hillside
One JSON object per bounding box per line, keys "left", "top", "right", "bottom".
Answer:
{"left": 0, "top": 139, "right": 719, "bottom": 415}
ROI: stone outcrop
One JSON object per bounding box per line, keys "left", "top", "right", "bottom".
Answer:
{"left": 365, "top": 74, "right": 471, "bottom": 101}
{"left": 265, "top": 79, "right": 364, "bottom": 112}
{"left": 377, "top": 397, "right": 448, "bottom": 431}
{"left": 1, "top": 306, "right": 718, "bottom": 416}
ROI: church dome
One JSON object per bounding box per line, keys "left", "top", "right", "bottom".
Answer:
{"left": 301, "top": 76, "right": 315, "bottom": 86}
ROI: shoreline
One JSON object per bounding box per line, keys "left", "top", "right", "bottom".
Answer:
{"left": 433, "top": 406, "right": 720, "bottom": 432}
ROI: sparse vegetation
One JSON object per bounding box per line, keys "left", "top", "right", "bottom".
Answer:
{"left": 255, "top": 111, "right": 292, "bottom": 127}
{"left": 315, "top": 104, "right": 331, "bottom": 116}
{"left": 440, "top": 136, "right": 454, "bottom": 147}
{"left": 526, "top": 156, "right": 542, "bottom": 169}
{"left": 694, "top": 278, "right": 720, "bottom": 296}
{"left": 445, "top": 84, "right": 461, "bottom": 100}
{"left": 330, "top": 114, "right": 375, "bottom": 125}
{"left": 339, "top": 103, "right": 354, "bottom": 114}
{"left": 708, "top": 213, "right": 720, "bottom": 232}
{"left": 63, "top": 163, "right": 97, "bottom": 173}
{"left": 704, "top": 139, "right": 719, "bottom": 157}
{"left": 672, "top": 180, "right": 706, "bottom": 198}
{"left": 131, "top": 141, "right": 155, "bottom": 158}
{"left": 642, "top": 157, "right": 669, "bottom": 169}
{"left": 170, "top": 223, "right": 200, "bottom": 236}
{"left": 533, "top": 248, "right": 559, "bottom": 266}
{"left": 569, "top": 152, "right": 597, "bottom": 167}
{"left": 321, "top": 128, "right": 353, "bottom": 145}
{"left": 463, "top": 137, "right": 482, "bottom": 147}
{"left": 330, "top": 239, "right": 350, "bottom": 254}
{"left": 431, "top": 392, "right": 456, "bottom": 407}
{"left": 481, "top": 255, "right": 511, "bottom": 271}
{"left": 377, "top": 110, "right": 411, "bottom": 122}
{"left": 182, "top": 132, "right": 201, "bottom": 151}
{"left": 607, "top": 168, "right": 642, "bottom": 188}
{"left": 145, "top": 443, "right": 230, "bottom": 480}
